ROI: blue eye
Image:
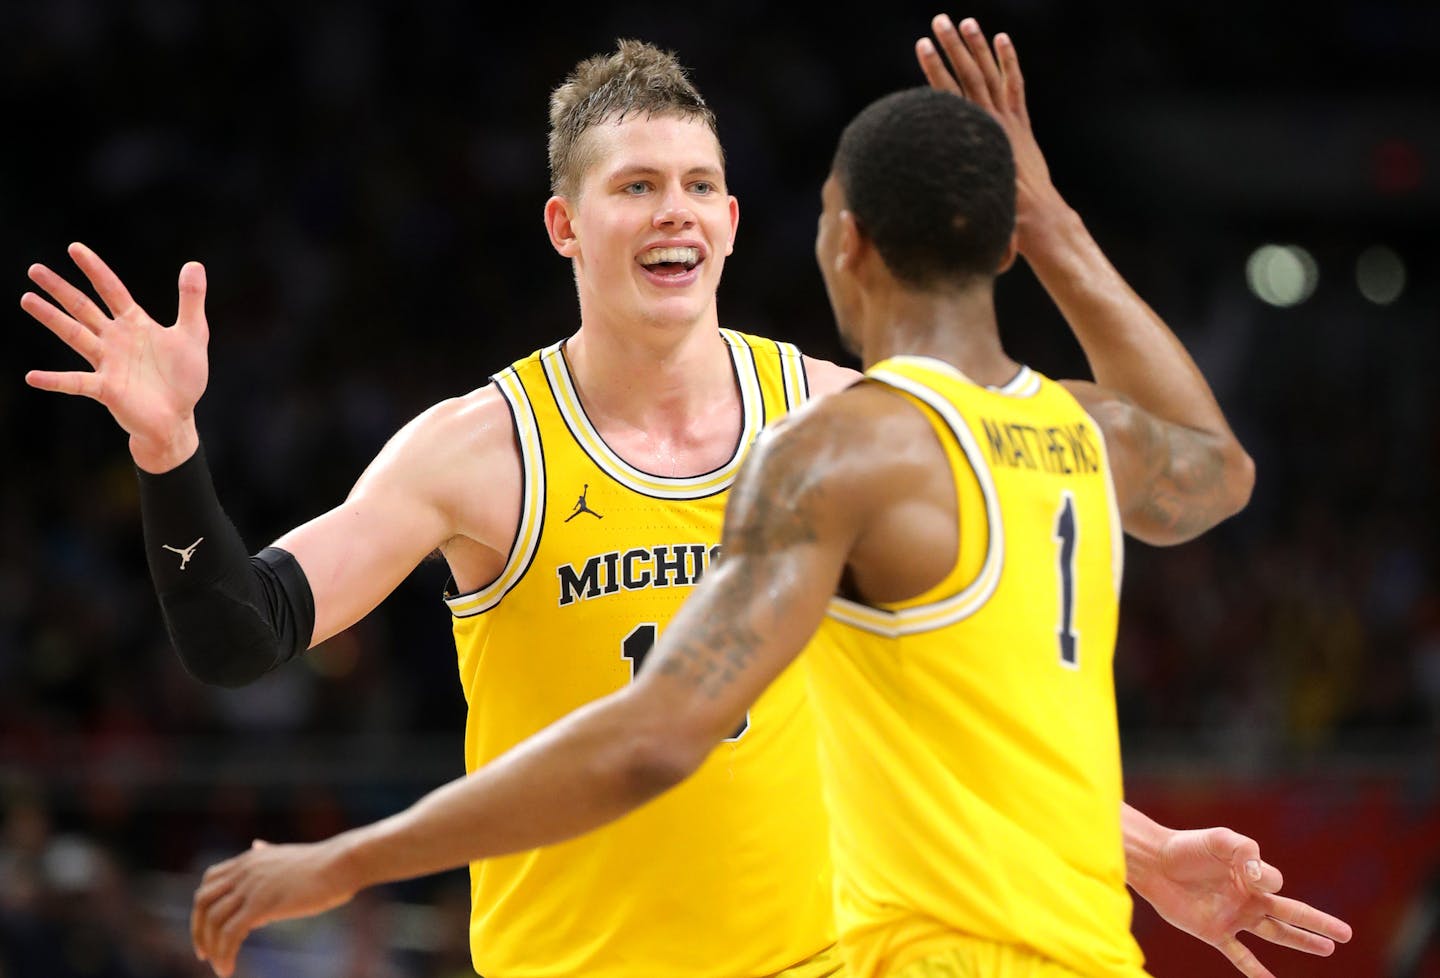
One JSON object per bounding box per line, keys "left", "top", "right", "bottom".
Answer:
{"left": 625, "top": 182, "right": 650, "bottom": 195}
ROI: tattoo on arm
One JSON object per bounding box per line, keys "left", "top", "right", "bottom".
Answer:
{"left": 1135, "top": 415, "right": 1229, "bottom": 540}
{"left": 655, "top": 611, "right": 763, "bottom": 700}
{"left": 653, "top": 426, "right": 829, "bottom": 698}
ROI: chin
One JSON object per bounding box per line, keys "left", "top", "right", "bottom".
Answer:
{"left": 639, "top": 296, "right": 712, "bottom": 330}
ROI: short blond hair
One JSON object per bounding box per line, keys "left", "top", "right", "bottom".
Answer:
{"left": 547, "top": 39, "right": 721, "bottom": 198}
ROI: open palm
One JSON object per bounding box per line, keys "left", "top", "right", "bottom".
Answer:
{"left": 22, "top": 241, "right": 209, "bottom": 471}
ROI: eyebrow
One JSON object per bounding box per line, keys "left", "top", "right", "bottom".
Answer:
{"left": 608, "top": 164, "right": 725, "bottom": 182}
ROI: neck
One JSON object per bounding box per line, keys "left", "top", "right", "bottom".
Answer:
{"left": 858, "top": 283, "right": 1017, "bottom": 385}
{"left": 564, "top": 318, "right": 735, "bottom": 431}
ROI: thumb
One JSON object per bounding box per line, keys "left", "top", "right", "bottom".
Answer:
{"left": 177, "top": 261, "right": 208, "bottom": 334}
{"left": 250, "top": 839, "right": 270, "bottom": 850}
{"left": 1206, "top": 827, "right": 1282, "bottom": 892}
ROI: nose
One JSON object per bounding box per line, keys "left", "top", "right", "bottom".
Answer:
{"left": 652, "top": 185, "right": 696, "bottom": 229}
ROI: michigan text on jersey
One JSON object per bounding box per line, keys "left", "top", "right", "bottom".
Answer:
{"left": 557, "top": 544, "right": 724, "bottom": 606}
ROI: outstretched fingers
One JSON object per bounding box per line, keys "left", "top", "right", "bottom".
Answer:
{"left": 955, "top": 17, "right": 1006, "bottom": 103}
{"left": 1248, "top": 914, "right": 1338, "bottom": 956}
{"left": 928, "top": 14, "right": 994, "bottom": 110}
{"left": 20, "top": 291, "right": 102, "bottom": 365}
{"left": 916, "top": 37, "right": 961, "bottom": 95}
{"left": 1262, "top": 892, "right": 1354, "bottom": 946}
{"left": 27, "top": 262, "right": 110, "bottom": 335}
{"left": 1216, "top": 935, "right": 1277, "bottom": 978}
{"left": 67, "top": 242, "right": 140, "bottom": 321}
{"left": 993, "top": 33, "right": 1029, "bottom": 119}
{"left": 25, "top": 369, "right": 103, "bottom": 399}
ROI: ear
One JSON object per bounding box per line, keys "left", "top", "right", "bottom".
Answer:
{"left": 837, "top": 209, "right": 867, "bottom": 274}
{"left": 995, "top": 227, "right": 1020, "bottom": 275}
{"left": 724, "top": 194, "right": 739, "bottom": 256}
{"left": 545, "top": 195, "right": 581, "bottom": 258}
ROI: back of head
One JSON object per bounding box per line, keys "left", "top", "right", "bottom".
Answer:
{"left": 548, "top": 39, "right": 720, "bottom": 198}
{"left": 832, "top": 88, "right": 1016, "bottom": 289}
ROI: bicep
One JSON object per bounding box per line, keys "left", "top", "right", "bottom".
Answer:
{"left": 273, "top": 483, "right": 450, "bottom": 646}
{"left": 272, "top": 391, "right": 519, "bottom": 646}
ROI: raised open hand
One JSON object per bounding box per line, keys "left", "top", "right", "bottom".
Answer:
{"left": 915, "top": 15, "right": 1066, "bottom": 248}
{"left": 22, "top": 242, "right": 209, "bottom": 471}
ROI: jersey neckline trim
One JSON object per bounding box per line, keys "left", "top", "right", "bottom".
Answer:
{"left": 538, "top": 329, "right": 765, "bottom": 500}
{"left": 880, "top": 355, "right": 1041, "bottom": 398}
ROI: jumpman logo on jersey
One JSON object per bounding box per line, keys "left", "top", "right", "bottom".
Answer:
{"left": 565, "top": 485, "right": 603, "bottom": 522}
{"left": 162, "top": 537, "right": 204, "bottom": 570}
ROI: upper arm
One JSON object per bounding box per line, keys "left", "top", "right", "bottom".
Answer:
{"left": 274, "top": 386, "right": 520, "bottom": 646}
{"left": 1062, "top": 380, "right": 1255, "bottom": 546}
{"left": 624, "top": 401, "right": 869, "bottom": 759}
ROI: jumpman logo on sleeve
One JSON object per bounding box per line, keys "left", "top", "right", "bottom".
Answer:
{"left": 162, "top": 537, "right": 204, "bottom": 570}
{"left": 565, "top": 485, "right": 603, "bottom": 522}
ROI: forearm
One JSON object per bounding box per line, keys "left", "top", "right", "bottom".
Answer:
{"left": 1120, "top": 801, "right": 1171, "bottom": 895}
{"left": 138, "top": 444, "right": 313, "bottom": 686}
{"left": 331, "top": 694, "right": 691, "bottom": 889}
{"left": 1023, "top": 207, "right": 1237, "bottom": 443}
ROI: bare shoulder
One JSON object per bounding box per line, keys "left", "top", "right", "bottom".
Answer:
{"left": 350, "top": 383, "right": 522, "bottom": 543}
{"left": 731, "top": 380, "right": 941, "bottom": 539}
{"left": 801, "top": 354, "right": 864, "bottom": 398}
{"left": 365, "top": 383, "right": 517, "bottom": 482}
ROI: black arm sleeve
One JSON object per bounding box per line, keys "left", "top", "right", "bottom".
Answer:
{"left": 136, "top": 444, "right": 316, "bottom": 688}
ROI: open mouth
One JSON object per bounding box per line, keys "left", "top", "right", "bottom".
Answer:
{"left": 638, "top": 246, "right": 701, "bottom": 277}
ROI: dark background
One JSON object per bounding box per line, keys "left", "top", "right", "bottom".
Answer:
{"left": 2, "top": 1, "right": 1437, "bottom": 976}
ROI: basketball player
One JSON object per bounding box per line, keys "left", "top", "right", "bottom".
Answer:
{"left": 27, "top": 28, "right": 1347, "bottom": 978}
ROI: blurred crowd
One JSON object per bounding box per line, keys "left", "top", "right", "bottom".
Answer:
{"left": 2, "top": 1, "right": 1436, "bottom": 975}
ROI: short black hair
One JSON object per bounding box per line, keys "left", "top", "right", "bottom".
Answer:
{"left": 832, "top": 87, "right": 1016, "bottom": 288}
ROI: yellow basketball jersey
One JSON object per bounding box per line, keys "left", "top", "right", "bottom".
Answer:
{"left": 446, "top": 330, "right": 833, "bottom": 978}
{"left": 804, "top": 356, "right": 1148, "bottom": 978}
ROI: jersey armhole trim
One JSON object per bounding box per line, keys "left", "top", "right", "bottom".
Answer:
{"left": 776, "top": 339, "right": 809, "bottom": 411}
{"left": 445, "top": 368, "right": 546, "bottom": 618}
{"left": 825, "top": 367, "right": 1005, "bottom": 637}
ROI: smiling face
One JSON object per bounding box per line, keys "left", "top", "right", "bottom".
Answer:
{"left": 546, "top": 113, "right": 739, "bottom": 334}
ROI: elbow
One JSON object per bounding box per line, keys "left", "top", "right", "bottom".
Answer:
{"left": 169, "top": 632, "right": 279, "bottom": 688}
{"left": 176, "top": 651, "right": 274, "bottom": 689}
{"left": 1226, "top": 445, "right": 1257, "bottom": 517}
{"left": 619, "top": 728, "right": 709, "bottom": 801}
{"left": 160, "top": 596, "right": 282, "bottom": 688}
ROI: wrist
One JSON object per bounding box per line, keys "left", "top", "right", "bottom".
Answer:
{"left": 131, "top": 422, "right": 200, "bottom": 474}
{"left": 1121, "top": 804, "right": 1172, "bottom": 892}
{"left": 1016, "top": 200, "right": 1086, "bottom": 259}
{"left": 327, "top": 826, "right": 383, "bottom": 895}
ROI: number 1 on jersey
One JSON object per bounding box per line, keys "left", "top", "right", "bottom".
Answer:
{"left": 1053, "top": 492, "right": 1079, "bottom": 669}
{"left": 622, "top": 623, "right": 750, "bottom": 740}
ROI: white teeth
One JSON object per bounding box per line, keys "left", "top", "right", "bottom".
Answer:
{"left": 639, "top": 247, "right": 700, "bottom": 268}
